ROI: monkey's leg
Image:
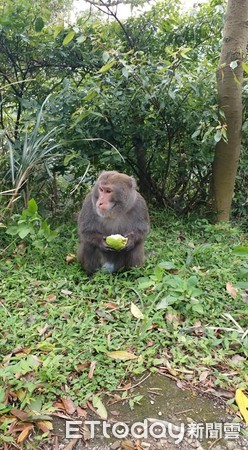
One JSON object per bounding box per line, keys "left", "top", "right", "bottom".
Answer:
{"left": 78, "top": 243, "right": 102, "bottom": 275}
{"left": 125, "top": 243, "right": 145, "bottom": 269}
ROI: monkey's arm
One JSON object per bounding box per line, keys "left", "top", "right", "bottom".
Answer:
{"left": 122, "top": 230, "right": 145, "bottom": 250}
{"left": 123, "top": 199, "right": 150, "bottom": 251}
{"left": 81, "top": 232, "right": 116, "bottom": 252}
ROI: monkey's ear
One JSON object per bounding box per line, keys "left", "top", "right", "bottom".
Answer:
{"left": 130, "top": 176, "right": 137, "bottom": 190}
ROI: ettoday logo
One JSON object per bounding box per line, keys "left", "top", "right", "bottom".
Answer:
{"left": 66, "top": 419, "right": 241, "bottom": 442}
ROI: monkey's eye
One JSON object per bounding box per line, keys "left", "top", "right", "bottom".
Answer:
{"left": 99, "top": 187, "right": 104, "bottom": 192}
{"left": 106, "top": 189, "right": 112, "bottom": 194}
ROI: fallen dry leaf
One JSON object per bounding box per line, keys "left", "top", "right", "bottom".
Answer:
{"left": 103, "top": 301, "right": 119, "bottom": 310}
{"left": 11, "top": 409, "right": 29, "bottom": 421}
{"left": 53, "top": 435, "right": 59, "bottom": 450}
{"left": 82, "top": 422, "right": 91, "bottom": 441}
{"left": 107, "top": 350, "right": 138, "bottom": 360}
{"left": 165, "top": 312, "right": 180, "bottom": 327}
{"left": 17, "top": 424, "right": 34, "bottom": 443}
{"left": 36, "top": 420, "right": 53, "bottom": 433}
{"left": 64, "top": 438, "right": 79, "bottom": 450}
{"left": 226, "top": 281, "right": 238, "bottom": 299}
{"left": 66, "top": 254, "right": 76, "bottom": 264}
{"left": 76, "top": 406, "right": 87, "bottom": 419}
{"left": 130, "top": 303, "right": 144, "bottom": 320}
{"left": 37, "top": 323, "right": 50, "bottom": 335}
{"left": 61, "top": 289, "right": 73, "bottom": 296}
{"left": 88, "top": 360, "right": 96, "bottom": 379}
{"left": 231, "top": 354, "right": 246, "bottom": 366}
{"left": 61, "top": 397, "right": 77, "bottom": 415}
{"left": 199, "top": 370, "right": 210, "bottom": 382}
{"left": 76, "top": 362, "right": 90, "bottom": 372}
{"left": 121, "top": 439, "right": 135, "bottom": 449}
{"left": 46, "top": 294, "right": 57, "bottom": 301}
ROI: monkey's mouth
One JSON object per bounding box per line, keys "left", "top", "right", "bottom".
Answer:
{"left": 97, "top": 204, "right": 116, "bottom": 218}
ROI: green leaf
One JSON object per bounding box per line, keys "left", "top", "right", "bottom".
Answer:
{"left": 242, "top": 62, "right": 248, "bottom": 74}
{"left": 27, "top": 198, "right": 38, "bottom": 214}
{"left": 191, "top": 302, "right": 204, "bottom": 314}
{"left": 191, "top": 129, "right": 201, "bottom": 139}
{"left": 76, "top": 35, "right": 86, "bottom": 44}
{"left": 2, "top": 436, "right": 14, "bottom": 443}
{"left": 18, "top": 225, "right": 34, "bottom": 239}
{"left": 214, "top": 129, "right": 222, "bottom": 142}
{"left": 102, "top": 51, "right": 110, "bottom": 63}
{"left": 232, "top": 246, "right": 248, "bottom": 257}
{"left": 137, "top": 278, "right": 155, "bottom": 289}
{"left": 83, "top": 89, "right": 99, "bottom": 102}
{"left": 54, "top": 24, "right": 64, "bottom": 39}
{"left": 236, "top": 281, "right": 248, "bottom": 289}
{"left": 6, "top": 225, "right": 19, "bottom": 236}
{"left": 92, "top": 396, "right": 108, "bottom": 420}
{"left": 158, "top": 261, "right": 177, "bottom": 270}
{"left": 99, "top": 60, "right": 116, "bottom": 73}
{"left": 156, "top": 296, "right": 177, "bottom": 309}
{"left": 63, "top": 31, "right": 75, "bottom": 46}
{"left": 122, "top": 67, "right": 129, "bottom": 78}
{"left": 35, "top": 17, "right": 44, "bottom": 32}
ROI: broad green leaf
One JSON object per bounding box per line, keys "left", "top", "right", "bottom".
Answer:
{"left": 242, "top": 62, "right": 248, "bottom": 74}
{"left": 99, "top": 60, "right": 116, "bottom": 73}
{"left": 102, "top": 51, "right": 110, "bottom": 63}
{"left": 63, "top": 31, "right": 75, "bottom": 46}
{"left": 158, "top": 261, "right": 177, "bottom": 270}
{"left": 122, "top": 67, "right": 129, "bottom": 78}
{"left": 236, "top": 281, "right": 248, "bottom": 289}
{"left": 92, "top": 396, "right": 108, "bottom": 420}
{"left": 18, "top": 225, "right": 34, "bottom": 239}
{"left": 214, "top": 129, "right": 222, "bottom": 142}
{"left": 232, "top": 246, "right": 248, "bottom": 256}
{"left": 191, "top": 129, "right": 201, "bottom": 139}
{"left": 156, "top": 296, "right": 177, "bottom": 309}
{"left": 64, "top": 153, "right": 77, "bottom": 166}
{"left": 54, "top": 24, "right": 64, "bottom": 39}
{"left": 153, "top": 265, "right": 164, "bottom": 281}
{"left": 77, "top": 35, "right": 86, "bottom": 44}
{"left": 6, "top": 225, "right": 19, "bottom": 236}
{"left": 36, "top": 342, "right": 55, "bottom": 351}
{"left": 2, "top": 436, "right": 14, "bottom": 443}
{"left": 83, "top": 88, "right": 99, "bottom": 102}
{"left": 191, "top": 303, "right": 204, "bottom": 314}
{"left": 27, "top": 198, "right": 38, "bottom": 214}
{"left": 137, "top": 279, "right": 154, "bottom": 289}
{"left": 35, "top": 17, "right": 44, "bottom": 32}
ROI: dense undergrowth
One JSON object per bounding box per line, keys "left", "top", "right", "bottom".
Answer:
{"left": 0, "top": 211, "right": 247, "bottom": 442}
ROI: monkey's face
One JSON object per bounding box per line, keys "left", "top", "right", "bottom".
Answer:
{"left": 93, "top": 172, "right": 137, "bottom": 218}
{"left": 95, "top": 184, "right": 116, "bottom": 217}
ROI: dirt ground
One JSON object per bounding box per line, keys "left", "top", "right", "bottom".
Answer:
{"left": 45, "top": 374, "right": 248, "bottom": 450}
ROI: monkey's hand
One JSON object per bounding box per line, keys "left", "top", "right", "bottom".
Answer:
{"left": 102, "top": 238, "right": 118, "bottom": 252}
{"left": 123, "top": 232, "right": 136, "bottom": 250}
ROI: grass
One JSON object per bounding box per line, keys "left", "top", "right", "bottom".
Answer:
{"left": 0, "top": 210, "right": 247, "bottom": 444}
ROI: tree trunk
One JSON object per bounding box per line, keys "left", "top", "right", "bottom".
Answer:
{"left": 211, "top": 0, "right": 248, "bottom": 222}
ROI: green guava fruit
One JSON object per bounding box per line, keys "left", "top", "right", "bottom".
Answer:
{"left": 105, "top": 234, "right": 128, "bottom": 250}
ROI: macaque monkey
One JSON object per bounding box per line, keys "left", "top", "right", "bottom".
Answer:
{"left": 78, "top": 171, "right": 150, "bottom": 274}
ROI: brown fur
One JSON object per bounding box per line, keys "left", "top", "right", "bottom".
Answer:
{"left": 78, "top": 171, "right": 150, "bottom": 274}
